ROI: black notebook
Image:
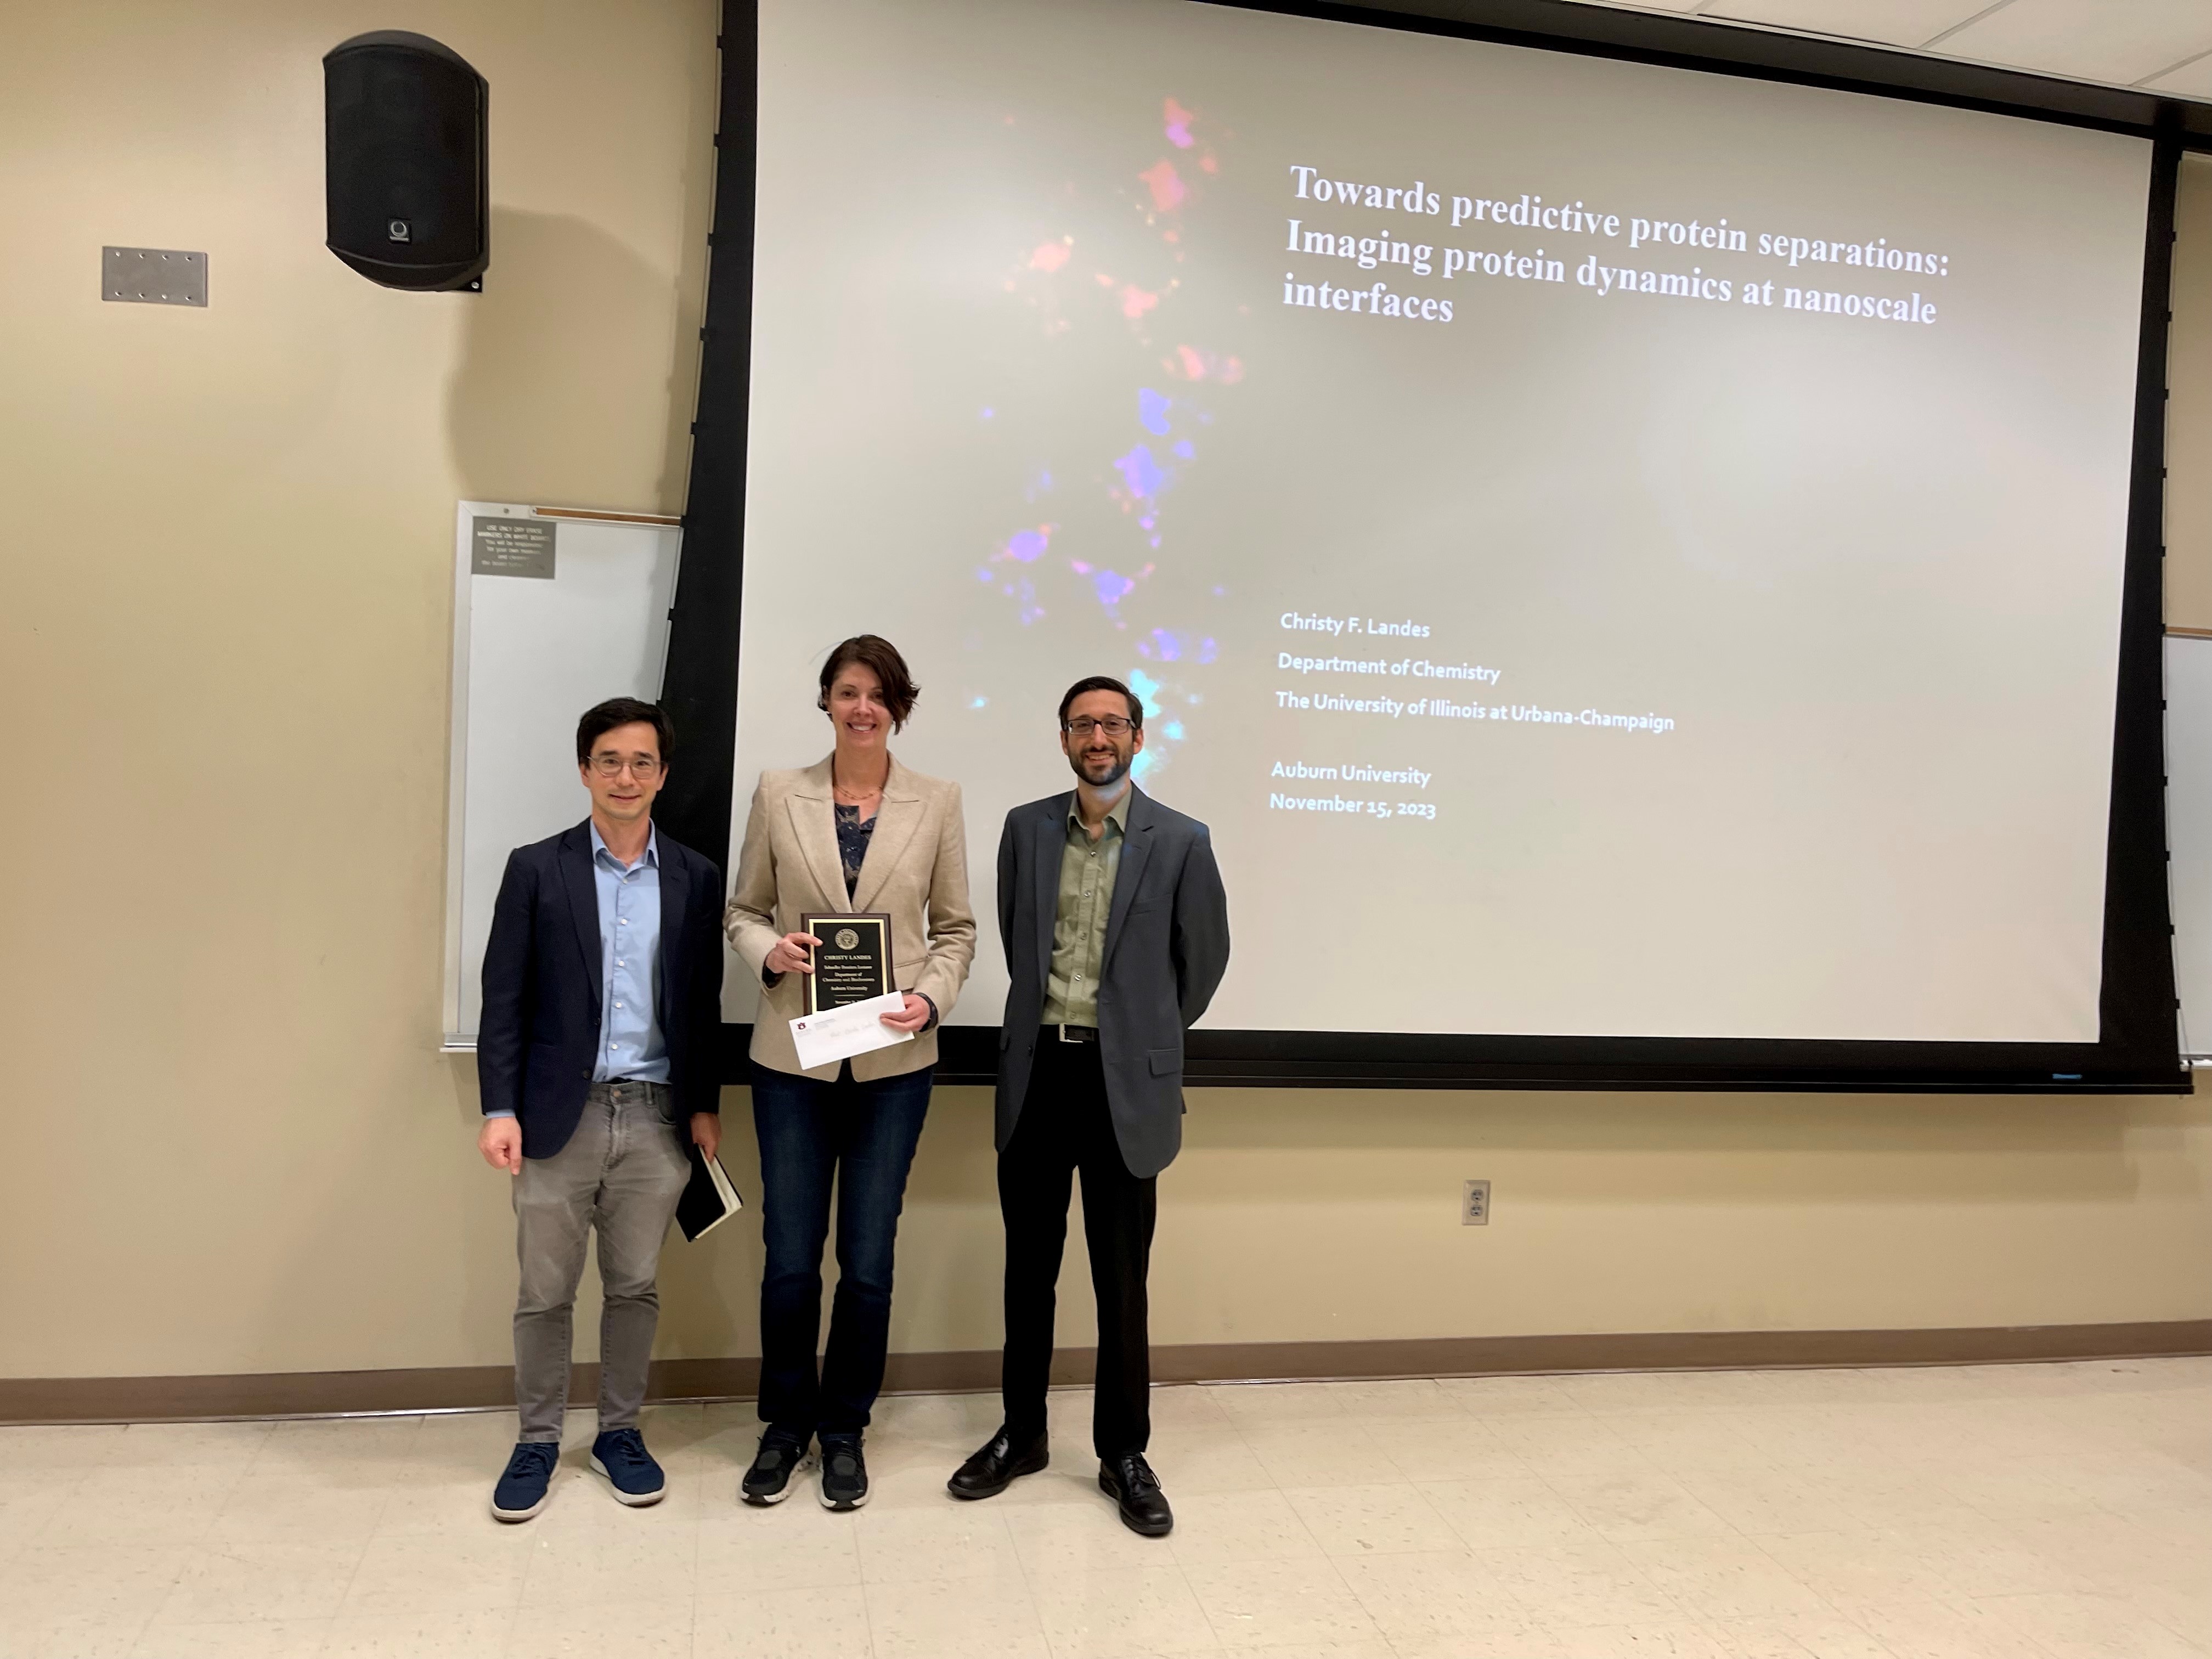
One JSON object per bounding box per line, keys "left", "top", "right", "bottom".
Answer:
{"left": 676, "top": 1144, "right": 744, "bottom": 1242}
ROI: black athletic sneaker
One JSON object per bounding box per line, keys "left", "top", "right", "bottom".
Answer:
{"left": 741, "top": 1429, "right": 812, "bottom": 1506}
{"left": 817, "top": 1433, "right": 869, "bottom": 1511}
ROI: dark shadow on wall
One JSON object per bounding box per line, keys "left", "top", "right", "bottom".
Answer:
{"left": 445, "top": 208, "right": 695, "bottom": 510}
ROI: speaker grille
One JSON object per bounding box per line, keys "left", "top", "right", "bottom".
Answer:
{"left": 325, "top": 33, "right": 487, "bottom": 290}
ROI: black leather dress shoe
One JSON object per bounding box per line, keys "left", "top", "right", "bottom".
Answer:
{"left": 947, "top": 1427, "right": 1049, "bottom": 1499}
{"left": 1099, "top": 1452, "right": 1173, "bottom": 1536}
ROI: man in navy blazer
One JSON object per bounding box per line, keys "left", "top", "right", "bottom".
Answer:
{"left": 476, "top": 697, "right": 725, "bottom": 1522}
{"left": 948, "top": 675, "right": 1229, "bottom": 1536}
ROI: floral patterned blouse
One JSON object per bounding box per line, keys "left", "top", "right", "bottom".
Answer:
{"left": 834, "top": 802, "right": 876, "bottom": 901}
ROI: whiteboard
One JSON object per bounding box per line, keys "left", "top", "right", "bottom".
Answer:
{"left": 2169, "top": 634, "right": 2212, "bottom": 1058}
{"left": 442, "top": 502, "right": 682, "bottom": 1048}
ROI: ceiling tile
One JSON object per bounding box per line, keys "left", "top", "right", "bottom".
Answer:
{"left": 1551, "top": 0, "right": 1713, "bottom": 15}
{"left": 1696, "top": 0, "right": 1993, "bottom": 49}
{"left": 2145, "top": 51, "right": 2212, "bottom": 97}
{"left": 1936, "top": 0, "right": 2212, "bottom": 85}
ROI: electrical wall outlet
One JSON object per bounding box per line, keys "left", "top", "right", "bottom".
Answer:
{"left": 1462, "top": 1178, "right": 1491, "bottom": 1225}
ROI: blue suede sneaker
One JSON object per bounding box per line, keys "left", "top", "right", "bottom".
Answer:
{"left": 490, "top": 1441, "right": 560, "bottom": 1522}
{"left": 590, "top": 1427, "right": 667, "bottom": 1507}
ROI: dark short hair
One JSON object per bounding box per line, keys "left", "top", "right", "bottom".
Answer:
{"left": 817, "top": 635, "right": 920, "bottom": 731}
{"left": 576, "top": 697, "right": 672, "bottom": 765}
{"left": 1058, "top": 675, "right": 1143, "bottom": 730}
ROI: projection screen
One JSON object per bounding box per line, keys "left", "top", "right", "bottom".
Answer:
{"left": 715, "top": 0, "right": 2176, "bottom": 1083}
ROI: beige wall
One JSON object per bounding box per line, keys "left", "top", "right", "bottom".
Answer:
{"left": 0, "top": 0, "right": 718, "bottom": 1378}
{"left": 2171, "top": 155, "right": 2212, "bottom": 629}
{"left": 2, "top": 3, "right": 2207, "bottom": 1385}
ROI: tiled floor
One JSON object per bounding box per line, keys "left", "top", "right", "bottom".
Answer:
{"left": 3, "top": 1359, "right": 2209, "bottom": 1657}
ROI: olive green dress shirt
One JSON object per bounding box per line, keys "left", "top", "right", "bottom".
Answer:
{"left": 1041, "top": 788, "right": 1130, "bottom": 1026}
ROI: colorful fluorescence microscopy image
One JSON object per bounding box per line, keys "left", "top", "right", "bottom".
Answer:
{"left": 958, "top": 93, "right": 1251, "bottom": 786}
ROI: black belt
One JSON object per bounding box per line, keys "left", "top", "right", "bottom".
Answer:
{"left": 1051, "top": 1023, "right": 1099, "bottom": 1043}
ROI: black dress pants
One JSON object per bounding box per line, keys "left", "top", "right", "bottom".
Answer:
{"left": 999, "top": 1035, "right": 1158, "bottom": 1460}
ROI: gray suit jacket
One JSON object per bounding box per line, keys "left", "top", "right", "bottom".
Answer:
{"left": 996, "top": 786, "right": 1231, "bottom": 1179}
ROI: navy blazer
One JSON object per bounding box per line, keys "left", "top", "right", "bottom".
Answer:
{"left": 996, "top": 786, "right": 1230, "bottom": 1180}
{"left": 478, "top": 820, "right": 726, "bottom": 1159}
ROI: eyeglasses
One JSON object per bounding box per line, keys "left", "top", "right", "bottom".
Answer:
{"left": 1063, "top": 716, "right": 1134, "bottom": 737}
{"left": 588, "top": 754, "right": 663, "bottom": 778}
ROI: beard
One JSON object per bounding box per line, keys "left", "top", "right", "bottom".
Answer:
{"left": 1069, "top": 747, "right": 1130, "bottom": 789}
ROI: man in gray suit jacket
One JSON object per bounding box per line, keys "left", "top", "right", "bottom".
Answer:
{"left": 947, "top": 675, "right": 1230, "bottom": 1535}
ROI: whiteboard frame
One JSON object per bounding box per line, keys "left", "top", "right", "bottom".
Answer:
{"left": 441, "top": 501, "right": 683, "bottom": 1051}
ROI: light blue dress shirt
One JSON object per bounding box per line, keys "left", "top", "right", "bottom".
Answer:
{"left": 591, "top": 822, "right": 669, "bottom": 1084}
{"left": 483, "top": 823, "right": 668, "bottom": 1120}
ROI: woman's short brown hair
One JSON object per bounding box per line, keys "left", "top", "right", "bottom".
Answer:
{"left": 817, "top": 635, "right": 921, "bottom": 731}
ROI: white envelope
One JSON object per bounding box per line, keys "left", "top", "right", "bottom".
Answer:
{"left": 789, "top": 991, "right": 916, "bottom": 1071}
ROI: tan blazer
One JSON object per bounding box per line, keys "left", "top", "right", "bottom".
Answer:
{"left": 725, "top": 754, "right": 975, "bottom": 1080}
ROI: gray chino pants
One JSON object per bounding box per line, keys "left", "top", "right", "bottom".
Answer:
{"left": 512, "top": 1080, "right": 691, "bottom": 1442}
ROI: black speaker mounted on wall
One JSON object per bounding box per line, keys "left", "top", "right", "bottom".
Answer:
{"left": 324, "top": 31, "right": 488, "bottom": 291}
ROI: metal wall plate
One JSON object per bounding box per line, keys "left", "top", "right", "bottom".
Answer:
{"left": 103, "top": 247, "right": 207, "bottom": 306}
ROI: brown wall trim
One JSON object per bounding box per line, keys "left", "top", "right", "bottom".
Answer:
{"left": 6, "top": 1321, "right": 2207, "bottom": 1425}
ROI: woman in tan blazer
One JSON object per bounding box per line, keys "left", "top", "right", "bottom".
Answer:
{"left": 723, "top": 635, "right": 975, "bottom": 1511}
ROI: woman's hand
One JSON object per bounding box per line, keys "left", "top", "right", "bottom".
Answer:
{"left": 765, "top": 932, "right": 821, "bottom": 975}
{"left": 879, "top": 992, "right": 932, "bottom": 1034}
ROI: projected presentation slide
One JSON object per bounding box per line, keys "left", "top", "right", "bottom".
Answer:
{"left": 727, "top": 0, "right": 2151, "bottom": 1044}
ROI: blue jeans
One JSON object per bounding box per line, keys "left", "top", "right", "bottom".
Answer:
{"left": 751, "top": 1059, "right": 934, "bottom": 1435}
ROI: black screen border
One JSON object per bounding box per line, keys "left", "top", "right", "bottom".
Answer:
{"left": 660, "top": 0, "right": 2191, "bottom": 1094}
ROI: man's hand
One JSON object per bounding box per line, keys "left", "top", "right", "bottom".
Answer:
{"left": 690, "top": 1113, "right": 722, "bottom": 1160}
{"left": 478, "top": 1116, "right": 523, "bottom": 1174}
{"left": 879, "top": 992, "right": 932, "bottom": 1034}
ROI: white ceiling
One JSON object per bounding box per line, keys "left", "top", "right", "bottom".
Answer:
{"left": 1554, "top": 0, "right": 2212, "bottom": 100}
